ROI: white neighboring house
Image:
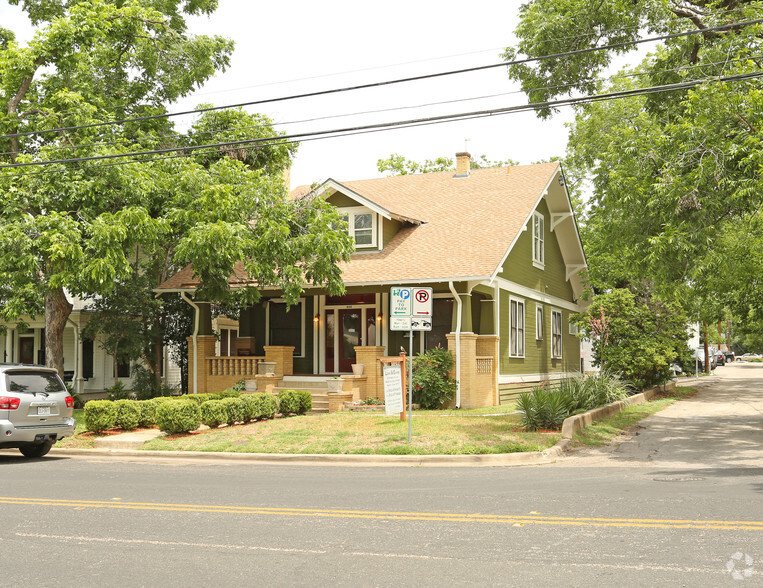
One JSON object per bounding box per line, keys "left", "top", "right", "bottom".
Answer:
{"left": 0, "top": 291, "right": 181, "bottom": 396}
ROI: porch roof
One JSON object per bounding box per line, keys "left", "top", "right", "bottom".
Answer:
{"left": 156, "top": 162, "right": 564, "bottom": 291}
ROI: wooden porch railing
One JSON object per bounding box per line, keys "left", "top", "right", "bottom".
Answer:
{"left": 206, "top": 356, "right": 265, "bottom": 377}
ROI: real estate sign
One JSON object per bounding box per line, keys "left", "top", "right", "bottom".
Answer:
{"left": 382, "top": 363, "right": 404, "bottom": 415}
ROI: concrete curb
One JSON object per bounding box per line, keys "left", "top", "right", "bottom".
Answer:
{"left": 560, "top": 382, "right": 674, "bottom": 439}
{"left": 50, "top": 444, "right": 570, "bottom": 467}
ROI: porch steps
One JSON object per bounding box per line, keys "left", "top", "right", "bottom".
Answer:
{"left": 272, "top": 379, "right": 331, "bottom": 414}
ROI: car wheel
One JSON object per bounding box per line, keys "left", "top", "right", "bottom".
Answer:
{"left": 19, "top": 440, "right": 54, "bottom": 458}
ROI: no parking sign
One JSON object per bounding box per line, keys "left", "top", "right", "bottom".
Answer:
{"left": 390, "top": 287, "right": 433, "bottom": 331}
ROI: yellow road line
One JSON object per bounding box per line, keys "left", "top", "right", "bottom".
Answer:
{"left": 1, "top": 497, "right": 762, "bottom": 531}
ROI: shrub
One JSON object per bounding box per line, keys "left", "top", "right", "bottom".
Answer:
{"left": 221, "top": 397, "right": 247, "bottom": 425}
{"left": 277, "top": 389, "right": 301, "bottom": 416}
{"left": 412, "top": 346, "right": 457, "bottom": 409}
{"left": 215, "top": 389, "right": 240, "bottom": 400}
{"left": 200, "top": 400, "right": 227, "bottom": 429}
{"left": 155, "top": 399, "right": 201, "bottom": 435}
{"left": 84, "top": 400, "right": 116, "bottom": 433}
{"left": 232, "top": 378, "right": 247, "bottom": 392}
{"left": 296, "top": 390, "right": 312, "bottom": 415}
{"left": 138, "top": 397, "right": 172, "bottom": 427}
{"left": 114, "top": 399, "right": 141, "bottom": 431}
{"left": 257, "top": 393, "right": 278, "bottom": 419}
{"left": 185, "top": 393, "right": 216, "bottom": 406}
{"left": 517, "top": 387, "right": 573, "bottom": 431}
{"left": 574, "top": 289, "right": 689, "bottom": 389}
{"left": 105, "top": 380, "right": 130, "bottom": 401}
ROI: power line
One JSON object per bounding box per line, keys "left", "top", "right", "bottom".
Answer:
{"left": 4, "top": 69, "right": 761, "bottom": 173}
{"left": 2, "top": 17, "right": 761, "bottom": 142}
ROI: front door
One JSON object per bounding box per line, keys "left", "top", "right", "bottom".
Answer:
{"left": 338, "top": 309, "right": 362, "bottom": 373}
{"left": 19, "top": 337, "right": 34, "bottom": 365}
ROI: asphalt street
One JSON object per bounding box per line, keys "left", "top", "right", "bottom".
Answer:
{"left": 1, "top": 364, "right": 761, "bottom": 586}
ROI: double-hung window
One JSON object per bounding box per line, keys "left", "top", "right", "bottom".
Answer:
{"left": 510, "top": 298, "right": 525, "bottom": 357}
{"left": 340, "top": 207, "right": 377, "bottom": 249}
{"left": 532, "top": 211, "right": 545, "bottom": 268}
{"left": 551, "top": 309, "right": 563, "bottom": 359}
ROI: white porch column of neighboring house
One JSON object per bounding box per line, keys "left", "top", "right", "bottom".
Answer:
{"left": 4, "top": 329, "right": 12, "bottom": 362}
{"left": 67, "top": 318, "right": 84, "bottom": 394}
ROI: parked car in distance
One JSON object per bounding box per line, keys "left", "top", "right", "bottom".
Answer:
{"left": 723, "top": 351, "right": 735, "bottom": 363}
{"left": 693, "top": 347, "right": 717, "bottom": 371}
{"left": 0, "top": 364, "right": 76, "bottom": 458}
{"left": 715, "top": 351, "right": 726, "bottom": 366}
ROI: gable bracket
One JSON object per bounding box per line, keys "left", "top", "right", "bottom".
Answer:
{"left": 551, "top": 212, "right": 573, "bottom": 232}
{"left": 566, "top": 264, "right": 586, "bottom": 282}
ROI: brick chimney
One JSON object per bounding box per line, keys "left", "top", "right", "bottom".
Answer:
{"left": 455, "top": 152, "right": 471, "bottom": 177}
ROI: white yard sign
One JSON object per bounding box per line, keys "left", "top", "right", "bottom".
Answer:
{"left": 389, "top": 287, "right": 433, "bottom": 331}
{"left": 382, "top": 363, "right": 405, "bottom": 415}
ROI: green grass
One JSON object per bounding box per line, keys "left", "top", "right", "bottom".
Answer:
{"left": 55, "top": 409, "right": 95, "bottom": 448}
{"left": 138, "top": 409, "right": 557, "bottom": 455}
{"left": 573, "top": 386, "right": 697, "bottom": 447}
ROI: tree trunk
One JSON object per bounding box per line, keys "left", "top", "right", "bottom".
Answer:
{"left": 702, "top": 323, "right": 710, "bottom": 375}
{"left": 45, "top": 287, "right": 73, "bottom": 377}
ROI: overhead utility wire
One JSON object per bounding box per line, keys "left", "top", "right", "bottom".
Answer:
{"left": 7, "top": 50, "right": 757, "bottom": 161}
{"left": 3, "top": 17, "right": 761, "bottom": 142}
{"left": 4, "top": 69, "right": 761, "bottom": 172}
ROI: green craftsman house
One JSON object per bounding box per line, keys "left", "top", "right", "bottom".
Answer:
{"left": 156, "top": 153, "right": 587, "bottom": 409}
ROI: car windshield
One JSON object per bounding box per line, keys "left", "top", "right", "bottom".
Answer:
{"left": 6, "top": 371, "right": 66, "bottom": 394}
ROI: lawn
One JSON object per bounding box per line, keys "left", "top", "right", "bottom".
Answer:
{"left": 139, "top": 409, "right": 556, "bottom": 455}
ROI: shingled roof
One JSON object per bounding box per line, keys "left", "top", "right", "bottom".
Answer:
{"left": 156, "top": 161, "right": 567, "bottom": 291}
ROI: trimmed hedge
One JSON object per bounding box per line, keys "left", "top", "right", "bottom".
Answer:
{"left": 114, "top": 399, "right": 140, "bottom": 431}
{"left": 296, "top": 390, "right": 312, "bottom": 415}
{"left": 277, "top": 389, "right": 300, "bottom": 416}
{"left": 221, "top": 397, "right": 247, "bottom": 426}
{"left": 256, "top": 393, "right": 278, "bottom": 419}
{"left": 84, "top": 399, "right": 116, "bottom": 433}
{"left": 155, "top": 399, "right": 201, "bottom": 435}
{"left": 200, "top": 400, "right": 227, "bottom": 429}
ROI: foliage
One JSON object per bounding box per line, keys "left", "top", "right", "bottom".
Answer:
{"left": 377, "top": 153, "right": 519, "bottom": 176}
{"left": 220, "top": 397, "right": 247, "bottom": 425}
{"left": 105, "top": 380, "right": 130, "bottom": 401}
{"left": 360, "top": 397, "right": 384, "bottom": 405}
{"left": 137, "top": 398, "right": 169, "bottom": 428}
{"left": 517, "top": 387, "right": 573, "bottom": 431}
{"left": 185, "top": 393, "right": 216, "bottom": 406}
{"left": 128, "top": 364, "right": 177, "bottom": 400}
{"left": 113, "top": 399, "right": 141, "bottom": 431}
{"left": 254, "top": 393, "right": 278, "bottom": 420}
{"left": 231, "top": 379, "right": 247, "bottom": 393}
{"left": 506, "top": 1, "right": 763, "bottom": 333}
{"left": 557, "top": 369, "right": 630, "bottom": 414}
{"left": 574, "top": 289, "right": 689, "bottom": 389}
{"left": 296, "top": 390, "right": 312, "bottom": 415}
{"left": 412, "top": 347, "right": 457, "bottom": 409}
{"left": 277, "top": 389, "right": 301, "bottom": 416}
{"left": 200, "top": 400, "right": 227, "bottom": 429}
{"left": 83, "top": 399, "right": 116, "bottom": 433}
{"left": 154, "top": 399, "right": 201, "bottom": 435}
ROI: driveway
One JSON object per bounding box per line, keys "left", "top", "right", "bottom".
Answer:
{"left": 558, "top": 362, "right": 763, "bottom": 470}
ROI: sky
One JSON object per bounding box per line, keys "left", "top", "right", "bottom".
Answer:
{"left": 0, "top": 1, "right": 582, "bottom": 189}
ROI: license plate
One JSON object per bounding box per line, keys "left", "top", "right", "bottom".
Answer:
{"left": 37, "top": 406, "right": 51, "bottom": 416}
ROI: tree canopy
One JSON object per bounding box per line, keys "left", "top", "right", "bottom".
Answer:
{"left": 377, "top": 153, "right": 519, "bottom": 176}
{"left": 0, "top": 1, "right": 354, "bottom": 377}
{"left": 507, "top": 1, "right": 763, "bottom": 338}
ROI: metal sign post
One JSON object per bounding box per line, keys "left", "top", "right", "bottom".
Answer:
{"left": 390, "top": 287, "right": 433, "bottom": 443}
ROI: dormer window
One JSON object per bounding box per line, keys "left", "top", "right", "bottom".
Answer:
{"left": 340, "top": 207, "right": 377, "bottom": 249}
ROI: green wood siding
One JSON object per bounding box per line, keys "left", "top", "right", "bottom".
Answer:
{"left": 499, "top": 290, "right": 580, "bottom": 375}
{"left": 326, "top": 192, "right": 361, "bottom": 208}
{"left": 498, "top": 198, "right": 574, "bottom": 302}
{"left": 383, "top": 218, "right": 402, "bottom": 248}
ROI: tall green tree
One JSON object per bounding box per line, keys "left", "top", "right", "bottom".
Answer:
{"left": 0, "top": 1, "right": 354, "bottom": 378}
{"left": 506, "top": 1, "right": 763, "bottom": 328}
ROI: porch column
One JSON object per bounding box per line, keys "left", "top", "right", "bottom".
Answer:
{"left": 453, "top": 292, "right": 473, "bottom": 333}
{"left": 197, "top": 302, "right": 213, "bottom": 336}
{"left": 4, "top": 329, "right": 11, "bottom": 362}
{"left": 479, "top": 298, "right": 496, "bottom": 335}
{"left": 186, "top": 335, "right": 216, "bottom": 394}
{"left": 236, "top": 306, "right": 256, "bottom": 355}
{"left": 446, "top": 332, "right": 489, "bottom": 408}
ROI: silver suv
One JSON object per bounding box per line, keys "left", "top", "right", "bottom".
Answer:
{"left": 0, "top": 364, "right": 76, "bottom": 458}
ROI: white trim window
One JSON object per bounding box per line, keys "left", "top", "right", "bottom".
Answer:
{"left": 532, "top": 211, "right": 545, "bottom": 268}
{"left": 510, "top": 297, "right": 525, "bottom": 357}
{"left": 339, "top": 207, "right": 377, "bottom": 249}
{"left": 536, "top": 304, "right": 544, "bottom": 340}
{"left": 551, "top": 309, "right": 563, "bottom": 359}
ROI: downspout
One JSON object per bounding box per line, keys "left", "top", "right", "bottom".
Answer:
{"left": 181, "top": 292, "right": 200, "bottom": 395}
{"left": 448, "top": 281, "right": 462, "bottom": 408}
